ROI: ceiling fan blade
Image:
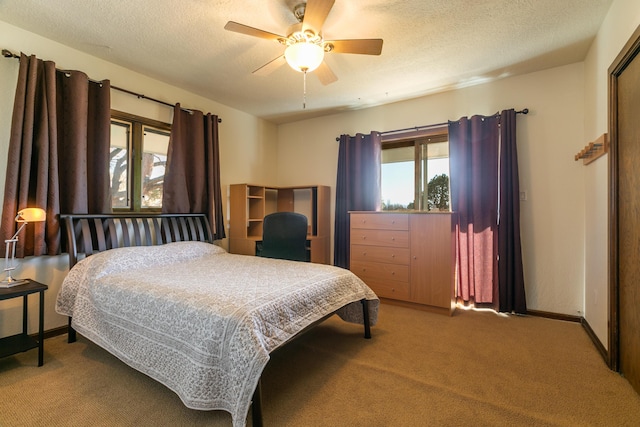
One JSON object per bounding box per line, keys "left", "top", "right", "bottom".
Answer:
{"left": 224, "top": 21, "right": 284, "bottom": 42}
{"left": 315, "top": 61, "right": 338, "bottom": 85}
{"left": 253, "top": 55, "right": 287, "bottom": 75}
{"left": 326, "top": 39, "right": 383, "bottom": 55}
{"left": 302, "top": 0, "right": 335, "bottom": 34}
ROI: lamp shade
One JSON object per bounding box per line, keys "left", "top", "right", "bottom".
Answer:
{"left": 16, "top": 208, "right": 46, "bottom": 222}
{"left": 285, "top": 42, "right": 324, "bottom": 73}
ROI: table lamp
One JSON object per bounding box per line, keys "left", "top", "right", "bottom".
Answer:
{"left": 1, "top": 207, "right": 46, "bottom": 288}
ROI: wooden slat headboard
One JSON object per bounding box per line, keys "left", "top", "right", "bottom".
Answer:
{"left": 61, "top": 213, "right": 213, "bottom": 268}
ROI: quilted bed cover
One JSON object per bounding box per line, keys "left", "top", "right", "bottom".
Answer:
{"left": 55, "top": 241, "right": 379, "bottom": 427}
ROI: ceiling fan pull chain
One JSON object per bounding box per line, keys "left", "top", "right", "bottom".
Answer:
{"left": 303, "top": 69, "right": 307, "bottom": 109}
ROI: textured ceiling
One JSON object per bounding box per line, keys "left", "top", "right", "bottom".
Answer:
{"left": 0, "top": 0, "right": 613, "bottom": 124}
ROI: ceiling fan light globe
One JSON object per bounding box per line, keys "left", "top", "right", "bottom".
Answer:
{"left": 285, "top": 42, "right": 324, "bottom": 73}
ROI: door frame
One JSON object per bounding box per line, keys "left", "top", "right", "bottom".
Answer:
{"left": 608, "top": 24, "right": 640, "bottom": 371}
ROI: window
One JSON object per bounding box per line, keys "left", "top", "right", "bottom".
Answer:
{"left": 381, "top": 129, "right": 450, "bottom": 212}
{"left": 110, "top": 111, "right": 170, "bottom": 211}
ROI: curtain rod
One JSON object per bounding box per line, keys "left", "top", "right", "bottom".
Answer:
{"left": 2, "top": 48, "right": 222, "bottom": 123}
{"left": 108, "top": 85, "right": 221, "bottom": 123}
{"left": 335, "top": 108, "right": 529, "bottom": 141}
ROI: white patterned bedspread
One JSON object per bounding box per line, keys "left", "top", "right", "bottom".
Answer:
{"left": 55, "top": 241, "right": 379, "bottom": 427}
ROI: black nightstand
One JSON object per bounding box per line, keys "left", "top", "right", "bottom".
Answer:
{"left": 0, "top": 279, "right": 48, "bottom": 366}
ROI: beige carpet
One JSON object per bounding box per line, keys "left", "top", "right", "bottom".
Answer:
{"left": 2, "top": 303, "right": 640, "bottom": 426}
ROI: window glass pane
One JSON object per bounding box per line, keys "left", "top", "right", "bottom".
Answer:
{"left": 110, "top": 121, "right": 130, "bottom": 208}
{"left": 141, "top": 127, "right": 169, "bottom": 208}
{"left": 381, "top": 146, "right": 415, "bottom": 210}
{"left": 423, "top": 141, "right": 450, "bottom": 212}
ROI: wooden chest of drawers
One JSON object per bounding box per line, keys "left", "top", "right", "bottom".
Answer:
{"left": 350, "top": 213, "right": 410, "bottom": 300}
{"left": 350, "top": 212, "right": 454, "bottom": 315}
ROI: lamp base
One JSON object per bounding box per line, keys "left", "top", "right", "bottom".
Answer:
{"left": 0, "top": 278, "right": 28, "bottom": 288}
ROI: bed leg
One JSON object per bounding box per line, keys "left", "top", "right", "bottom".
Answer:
{"left": 361, "top": 299, "right": 371, "bottom": 339}
{"left": 68, "top": 317, "right": 77, "bottom": 343}
{"left": 252, "top": 379, "right": 263, "bottom": 427}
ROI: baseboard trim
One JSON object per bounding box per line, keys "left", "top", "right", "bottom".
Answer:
{"left": 379, "top": 297, "right": 453, "bottom": 316}
{"left": 527, "top": 309, "right": 609, "bottom": 364}
{"left": 580, "top": 317, "right": 608, "bottom": 363}
{"left": 31, "top": 325, "right": 68, "bottom": 341}
{"left": 526, "top": 309, "right": 581, "bottom": 323}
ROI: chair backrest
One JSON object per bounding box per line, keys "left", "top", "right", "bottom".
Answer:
{"left": 259, "top": 212, "right": 309, "bottom": 262}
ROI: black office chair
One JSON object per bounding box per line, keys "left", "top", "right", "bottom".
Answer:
{"left": 257, "top": 212, "right": 309, "bottom": 262}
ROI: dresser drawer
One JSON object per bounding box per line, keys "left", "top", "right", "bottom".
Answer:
{"left": 350, "top": 260, "right": 409, "bottom": 283}
{"left": 350, "top": 213, "right": 408, "bottom": 230}
{"left": 350, "top": 244, "right": 410, "bottom": 265}
{"left": 359, "top": 277, "right": 410, "bottom": 300}
{"left": 350, "top": 229, "right": 409, "bottom": 248}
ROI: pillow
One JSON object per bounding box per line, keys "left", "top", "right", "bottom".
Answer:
{"left": 83, "top": 241, "right": 225, "bottom": 280}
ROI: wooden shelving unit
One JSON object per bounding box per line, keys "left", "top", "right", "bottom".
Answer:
{"left": 229, "top": 184, "right": 331, "bottom": 264}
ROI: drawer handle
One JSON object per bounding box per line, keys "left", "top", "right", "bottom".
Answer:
{"left": 391, "top": 237, "right": 395, "bottom": 241}
{"left": 362, "top": 252, "right": 367, "bottom": 256}
{"left": 362, "top": 236, "right": 367, "bottom": 240}
{"left": 391, "top": 271, "right": 395, "bottom": 275}
{"left": 391, "top": 254, "right": 395, "bottom": 258}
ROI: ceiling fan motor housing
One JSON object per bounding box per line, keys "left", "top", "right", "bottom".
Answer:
{"left": 293, "top": 3, "right": 306, "bottom": 22}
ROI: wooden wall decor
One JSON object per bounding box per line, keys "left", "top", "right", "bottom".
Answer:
{"left": 575, "top": 133, "right": 609, "bottom": 165}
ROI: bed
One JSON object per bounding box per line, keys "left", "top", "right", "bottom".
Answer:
{"left": 54, "top": 213, "right": 379, "bottom": 427}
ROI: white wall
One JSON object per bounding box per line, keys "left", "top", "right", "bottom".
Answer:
{"left": 0, "top": 20, "right": 278, "bottom": 337}
{"left": 278, "top": 63, "right": 587, "bottom": 316}
{"left": 583, "top": 0, "right": 640, "bottom": 349}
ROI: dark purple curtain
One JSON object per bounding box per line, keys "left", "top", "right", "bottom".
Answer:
{"left": 498, "top": 109, "right": 526, "bottom": 313}
{"left": 449, "top": 115, "right": 500, "bottom": 307}
{"left": 449, "top": 110, "right": 526, "bottom": 313}
{"left": 333, "top": 132, "right": 381, "bottom": 268}
{"left": 0, "top": 53, "right": 111, "bottom": 257}
{"left": 162, "top": 104, "right": 225, "bottom": 240}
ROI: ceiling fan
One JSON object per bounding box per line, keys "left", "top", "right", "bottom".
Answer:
{"left": 224, "top": 0, "right": 383, "bottom": 85}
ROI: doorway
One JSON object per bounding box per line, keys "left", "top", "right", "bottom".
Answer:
{"left": 609, "top": 25, "right": 640, "bottom": 394}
